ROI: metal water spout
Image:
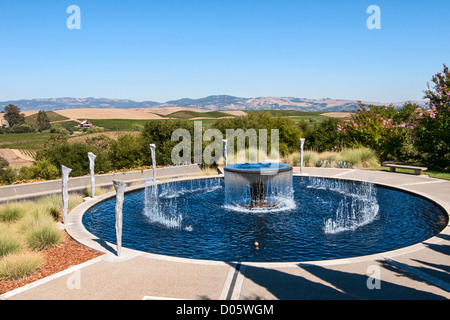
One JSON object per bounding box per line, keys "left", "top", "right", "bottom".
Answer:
{"left": 88, "top": 152, "right": 96, "bottom": 197}
{"left": 61, "top": 165, "right": 72, "bottom": 224}
{"left": 149, "top": 144, "right": 156, "bottom": 181}
{"left": 113, "top": 180, "right": 126, "bottom": 256}
{"left": 223, "top": 139, "right": 228, "bottom": 166}
{"left": 300, "top": 138, "right": 305, "bottom": 175}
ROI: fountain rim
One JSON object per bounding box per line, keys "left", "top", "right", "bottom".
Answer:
{"left": 223, "top": 162, "right": 293, "bottom": 174}
{"left": 66, "top": 172, "right": 450, "bottom": 267}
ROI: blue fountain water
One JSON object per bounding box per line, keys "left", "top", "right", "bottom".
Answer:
{"left": 82, "top": 176, "right": 447, "bottom": 262}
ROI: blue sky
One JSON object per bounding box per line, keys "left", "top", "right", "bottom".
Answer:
{"left": 0, "top": 0, "right": 449, "bottom": 103}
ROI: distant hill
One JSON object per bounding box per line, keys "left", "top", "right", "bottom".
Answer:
{"left": 0, "top": 96, "right": 426, "bottom": 112}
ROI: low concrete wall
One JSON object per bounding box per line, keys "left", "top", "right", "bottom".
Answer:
{"left": 0, "top": 164, "right": 204, "bottom": 203}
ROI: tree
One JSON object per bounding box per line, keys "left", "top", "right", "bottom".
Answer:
{"left": 213, "top": 111, "right": 303, "bottom": 156}
{"left": 140, "top": 119, "right": 195, "bottom": 166}
{"left": 3, "top": 104, "right": 25, "bottom": 127}
{"left": 36, "top": 110, "right": 51, "bottom": 131}
{"left": 413, "top": 64, "right": 450, "bottom": 170}
{"left": 337, "top": 102, "right": 409, "bottom": 161}
{"left": 306, "top": 118, "right": 343, "bottom": 152}
{"left": 109, "top": 134, "right": 144, "bottom": 169}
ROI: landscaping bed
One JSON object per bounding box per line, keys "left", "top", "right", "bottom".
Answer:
{"left": 0, "top": 231, "right": 102, "bottom": 295}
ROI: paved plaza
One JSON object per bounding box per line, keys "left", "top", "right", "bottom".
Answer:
{"left": 1, "top": 167, "right": 449, "bottom": 300}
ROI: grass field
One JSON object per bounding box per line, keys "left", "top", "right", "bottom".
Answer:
{"left": 0, "top": 133, "right": 51, "bottom": 150}
{"left": 86, "top": 119, "right": 153, "bottom": 131}
{"left": 24, "top": 111, "right": 69, "bottom": 125}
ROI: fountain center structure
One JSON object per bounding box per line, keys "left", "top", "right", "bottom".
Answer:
{"left": 224, "top": 162, "right": 293, "bottom": 209}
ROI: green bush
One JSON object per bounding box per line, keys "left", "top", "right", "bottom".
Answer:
{"left": 24, "top": 213, "right": 63, "bottom": 251}
{"left": 109, "top": 134, "right": 144, "bottom": 169}
{"left": 37, "top": 140, "right": 113, "bottom": 177}
{"left": 0, "top": 203, "right": 25, "bottom": 223}
{"left": 213, "top": 111, "right": 303, "bottom": 157}
{"left": 0, "top": 156, "right": 8, "bottom": 170}
{"left": 338, "top": 148, "right": 379, "bottom": 168}
{"left": 338, "top": 102, "right": 411, "bottom": 161}
{"left": 0, "top": 167, "right": 17, "bottom": 184}
{"left": 31, "top": 159, "right": 60, "bottom": 180}
{"left": 0, "top": 226, "right": 23, "bottom": 257}
{"left": 26, "top": 223, "right": 63, "bottom": 251}
{"left": 141, "top": 119, "right": 195, "bottom": 166}
{"left": 306, "top": 118, "right": 343, "bottom": 152}
{"left": 12, "top": 124, "right": 33, "bottom": 133}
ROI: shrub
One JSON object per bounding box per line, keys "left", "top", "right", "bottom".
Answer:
{"left": 0, "top": 226, "right": 23, "bottom": 257}
{"left": 303, "top": 151, "right": 319, "bottom": 167}
{"left": 338, "top": 148, "right": 379, "bottom": 168}
{"left": 26, "top": 223, "right": 63, "bottom": 251}
{"left": 12, "top": 124, "right": 33, "bottom": 133}
{"left": 0, "top": 203, "right": 26, "bottom": 223}
{"left": 0, "top": 156, "right": 8, "bottom": 170}
{"left": 31, "top": 159, "right": 60, "bottom": 180}
{"left": 36, "top": 142, "right": 90, "bottom": 177}
{"left": 338, "top": 102, "right": 409, "bottom": 161}
{"left": 35, "top": 195, "right": 62, "bottom": 221}
{"left": 0, "top": 252, "right": 42, "bottom": 280}
{"left": 0, "top": 167, "right": 17, "bottom": 185}
{"left": 109, "top": 134, "right": 144, "bottom": 169}
{"left": 37, "top": 140, "right": 113, "bottom": 177}
{"left": 306, "top": 118, "right": 343, "bottom": 152}
{"left": 213, "top": 111, "right": 303, "bottom": 156}
{"left": 20, "top": 211, "right": 63, "bottom": 250}
{"left": 141, "top": 119, "right": 195, "bottom": 166}
{"left": 18, "top": 166, "right": 34, "bottom": 180}
{"left": 285, "top": 150, "right": 319, "bottom": 167}
{"left": 50, "top": 125, "right": 69, "bottom": 135}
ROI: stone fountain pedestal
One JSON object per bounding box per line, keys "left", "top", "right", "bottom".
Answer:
{"left": 224, "top": 162, "right": 293, "bottom": 209}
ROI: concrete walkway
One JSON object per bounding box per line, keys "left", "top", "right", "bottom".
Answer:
{"left": 1, "top": 168, "right": 449, "bottom": 300}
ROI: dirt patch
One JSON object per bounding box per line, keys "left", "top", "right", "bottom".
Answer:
{"left": 321, "top": 112, "right": 351, "bottom": 118}
{"left": 0, "top": 149, "right": 35, "bottom": 168}
{"left": 220, "top": 110, "right": 247, "bottom": 116}
{"left": 54, "top": 108, "right": 164, "bottom": 120}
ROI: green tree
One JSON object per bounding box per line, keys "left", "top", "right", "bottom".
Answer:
{"left": 338, "top": 102, "right": 408, "bottom": 161}
{"left": 413, "top": 64, "right": 450, "bottom": 170}
{"left": 140, "top": 119, "right": 195, "bottom": 166}
{"left": 213, "top": 111, "right": 303, "bottom": 156}
{"left": 109, "top": 134, "right": 144, "bottom": 169}
{"left": 36, "top": 111, "right": 51, "bottom": 131}
{"left": 306, "top": 118, "right": 343, "bottom": 152}
{"left": 3, "top": 104, "right": 25, "bottom": 127}
{"left": 31, "top": 159, "right": 60, "bottom": 180}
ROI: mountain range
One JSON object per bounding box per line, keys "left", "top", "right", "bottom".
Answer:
{"left": 0, "top": 96, "right": 426, "bottom": 112}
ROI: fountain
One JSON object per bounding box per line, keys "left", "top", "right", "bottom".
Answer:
{"left": 83, "top": 174, "right": 448, "bottom": 262}
{"left": 224, "top": 162, "right": 294, "bottom": 209}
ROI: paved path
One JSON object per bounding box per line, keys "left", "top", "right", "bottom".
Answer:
{"left": 1, "top": 168, "right": 449, "bottom": 300}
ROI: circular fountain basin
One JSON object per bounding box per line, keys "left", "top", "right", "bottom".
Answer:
{"left": 82, "top": 176, "right": 448, "bottom": 263}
